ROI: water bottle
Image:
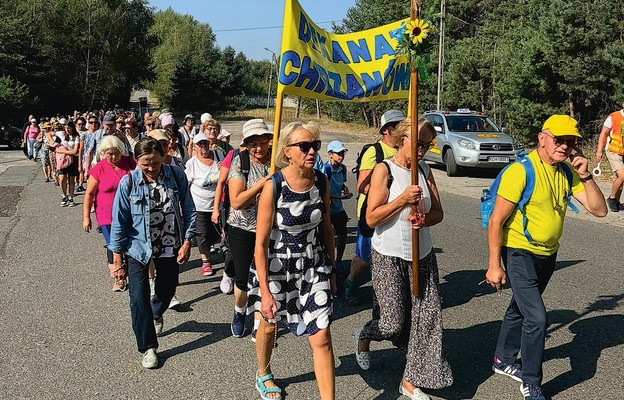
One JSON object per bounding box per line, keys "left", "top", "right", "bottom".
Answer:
{"left": 481, "top": 189, "right": 490, "bottom": 202}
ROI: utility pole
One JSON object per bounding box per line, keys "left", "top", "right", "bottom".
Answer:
{"left": 264, "top": 47, "right": 277, "bottom": 119}
{"left": 436, "top": 0, "right": 446, "bottom": 110}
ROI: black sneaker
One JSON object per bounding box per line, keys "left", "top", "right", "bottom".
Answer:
{"left": 67, "top": 197, "right": 75, "bottom": 207}
{"left": 520, "top": 383, "right": 546, "bottom": 400}
{"left": 231, "top": 311, "right": 246, "bottom": 337}
{"left": 344, "top": 279, "right": 361, "bottom": 306}
{"left": 60, "top": 197, "right": 68, "bottom": 207}
{"left": 492, "top": 357, "right": 522, "bottom": 382}
{"left": 607, "top": 197, "right": 619, "bottom": 212}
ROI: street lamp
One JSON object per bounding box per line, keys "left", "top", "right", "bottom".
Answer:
{"left": 264, "top": 47, "right": 277, "bottom": 118}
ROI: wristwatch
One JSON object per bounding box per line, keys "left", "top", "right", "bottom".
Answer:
{"left": 579, "top": 174, "right": 593, "bottom": 182}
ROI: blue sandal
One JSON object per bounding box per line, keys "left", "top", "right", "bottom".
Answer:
{"left": 256, "top": 373, "right": 282, "bottom": 400}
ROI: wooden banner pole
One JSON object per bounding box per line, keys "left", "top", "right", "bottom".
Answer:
{"left": 270, "top": 91, "right": 285, "bottom": 174}
{"left": 410, "top": 0, "right": 421, "bottom": 297}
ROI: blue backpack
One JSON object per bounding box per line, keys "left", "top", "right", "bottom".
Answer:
{"left": 480, "top": 156, "right": 578, "bottom": 242}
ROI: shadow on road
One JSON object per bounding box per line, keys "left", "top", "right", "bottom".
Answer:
{"left": 158, "top": 320, "right": 231, "bottom": 366}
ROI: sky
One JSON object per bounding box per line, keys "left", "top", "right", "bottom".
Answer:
{"left": 148, "top": 0, "right": 357, "bottom": 61}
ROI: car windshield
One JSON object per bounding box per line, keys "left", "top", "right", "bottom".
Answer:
{"left": 446, "top": 116, "right": 500, "bottom": 133}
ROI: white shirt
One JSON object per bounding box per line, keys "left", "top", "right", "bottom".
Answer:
{"left": 184, "top": 155, "right": 220, "bottom": 212}
{"left": 372, "top": 160, "right": 433, "bottom": 261}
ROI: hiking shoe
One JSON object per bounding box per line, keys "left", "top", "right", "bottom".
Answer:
{"left": 142, "top": 348, "right": 158, "bottom": 369}
{"left": 154, "top": 317, "right": 164, "bottom": 336}
{"left": 200, "top": 263, "right": 214, "bottom": 276}
{"left": 75, "top": 185, "right": 85, "bottom": 193}
{"left": 492, "top": 357, "right": 522, "bottom": 382}
{"left": 354, "top": 328, "right": 370, "bottom": 370}
{"left": 60, "top": 196, "right": 68, "bottom": 207}
{"left": 520, "top": 383, "right": 546, "bottom": 400}
{"left": 220, "top": 273, "right": 234, "bottom": 294}
{"left": 67, "top": 197, "right": 75, "bottom": 207}
{"left": 168, "top": 294, "right": 181, "bottom": 309}
{"left": 607, "top": 197, "right": 619, "bottom": 212}
{"left": 250, "top": 326, "right": 257, "bottom": 342}
{"left": 344, "top": 279, "right": 361, "bottom": 306}
{"left": 231, "top": 311, "right": 246, "bottom": 337}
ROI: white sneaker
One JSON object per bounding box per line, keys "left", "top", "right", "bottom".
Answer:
{"left": 355, "top": 328, "right": 370, "bottom": 370}
{"left": 399, "top": 383, "right": 430, "bottom": 400}
{"left": 154, "top": 317, "right": 163, "bottom": 336}
{"left": 220, "top": 273, "right": 234, "bottom": 294}
{"left": 142, "top": 348, "right": 158, "bottom": 369}
{"left": 168, "top": 294, "right": 181, "bottom": 309}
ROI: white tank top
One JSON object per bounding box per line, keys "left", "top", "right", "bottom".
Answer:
{"left": 371, "top": 160, "right": 433, "bottom": 261}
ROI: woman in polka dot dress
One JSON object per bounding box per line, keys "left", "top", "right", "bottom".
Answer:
{"left": 248, "top": 121, "right": 336, "bottom": 400}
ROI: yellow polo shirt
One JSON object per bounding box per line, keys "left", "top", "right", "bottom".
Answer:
{"left": 498, "top": 150, "right": 585, "bottom": 255}
{"left": 356, "top": 141, "right": 397, "bottom": 218}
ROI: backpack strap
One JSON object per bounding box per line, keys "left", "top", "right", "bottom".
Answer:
{"left": 271, "top": 169, "right": 327, "bottom": 210}
{"left": 560, "top": 163, "right": 579, "bottom": 214}
{"left": 239, "top": 149, "right": 250, "bottom": 185}
{"left": 373, "top": 142, "right": 384, "bottom": 164}
{"left": 324, "top": 161, "right": 333, "bottom": 181}
{"left": 517, "top": 157, "right": 536, "bottom": 243}
{"left": 381, "top": 160, "right": 394, "bottom": 189}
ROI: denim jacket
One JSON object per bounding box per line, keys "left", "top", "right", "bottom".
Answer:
{"left": 109, "top": 164, "right": 196, "bottom": 265}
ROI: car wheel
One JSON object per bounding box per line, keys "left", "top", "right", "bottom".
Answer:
{"left": 444, "top": 149, "right": 460, "bottom": 176}
{"left": 9, "top": 137, "right": 22, "bottom": 149}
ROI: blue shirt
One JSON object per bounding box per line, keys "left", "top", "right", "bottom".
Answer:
{"left": 109, "top": 164, "right": 197, "bottom": 265}
{"left": 324, "top": 161, "right": 347, "bottom": 214}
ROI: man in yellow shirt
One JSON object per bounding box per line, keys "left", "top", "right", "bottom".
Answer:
{"left": 485, "top": 115, "right": 607, "bottom": 400}
{"left": 345, "top": 109, "right": 403, "bottom": 306}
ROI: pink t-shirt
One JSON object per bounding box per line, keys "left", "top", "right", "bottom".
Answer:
{"left": 24, "top": 125, "right": 40, "bottom": 140}
{"left": 89, "top": 156, "right": 136, "bottom": 226}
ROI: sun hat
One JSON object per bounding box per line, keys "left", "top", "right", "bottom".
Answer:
{"left": 115, "top": 116, "right": 124, "bottom": 123}
{"left": 159, "top": 112, "right": 174, "bottom": 127}
{"left": 58, "top": 118, "right": 67, "bottom": 125}
{"left": 193, "top": 132, "right": 209, "bottom": 143}
{"left": 379, "top": 110, "right": 405, "bottom": 133}
{"left": 42, "top": 122, "right": 52, "bottom": 129}
{"left": 200, "top": 113, "right": 213, "bottom": 124}
{"left": 242, "top": 119, "right": 273, "bottom": 142}
{"left": 102, "top": 114, "right": 115, "bottom": 125}
{"left": 217, "top": 129, "right": 232, "bottom": 140}
{"left": 542, "top": 115, "right": 582, "bottom": 138}
{"left": 147, "top": 129, "right": 170, "bottom": 142}
{"left": 327, "top": 140, "right": 347, "bottom": 153}
{"left": 184, "top": 114, "right": 195, "bottom": 121}
{"left": 30, "top": 118, "right": 37, "bottom": 123}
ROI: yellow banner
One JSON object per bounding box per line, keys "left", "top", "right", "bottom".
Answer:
{"left": 278, "top": 0, "right": 410, "bottom": 102}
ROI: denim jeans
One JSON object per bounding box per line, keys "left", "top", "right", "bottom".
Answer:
{"left": 127, "top": 254, "right": 179, "bottom": 353}
{"left": 494, "top": 247, "right": 556, "bottom": 386}
{"left": 27, "top": 139, "right": 37, "bottom": 159}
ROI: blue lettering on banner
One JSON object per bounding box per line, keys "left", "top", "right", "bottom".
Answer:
{"left": 392, "top": 62, "right": 410, "bottom": 91}
{"left": 361, "top": 72, "right": 383, "bottom": 97}
{"left": 374, "top": 34, "right": 395, "bottom": 60}
{"left": 296, "top": 56, "right": 320, "bottom": 90}
{"left": 347, "top": 39, "right": 372, "bottom": 63}
{"left": 332, "top": 41, "right": 350, "bottom": 64}
{"left": 328, "top": 72, "right": 347, "bottom": 99}
{"left": 316, "top": 64, "right": 330, "bottom": 95}
{"left": 381, "top": 59, "right": 396, "bottom": 95}
{"left": 280, "top": 51, "right": 300, "bottom": 85}
{"left": 346, "top": 74, "right": 365, "bottom": 100}
{"left": 298, "top": 13, "right": 311, "bottom": 42}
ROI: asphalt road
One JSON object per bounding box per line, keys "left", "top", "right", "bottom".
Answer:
{"left": 0, "top": 125, "right": 622, "bottom": 400}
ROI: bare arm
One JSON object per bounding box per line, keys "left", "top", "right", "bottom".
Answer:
{"left": 485, "top": 196, "right": 516, "bottom": 290}
{"left": 569, "top": 151, "right": 607, "bottom": 217}
{"left": 211, "top": 164, "right": 230, "bottom": 224}
{"left": 357, "top": 169, "right": 373, "bottom": 194}
{"left": 228, "top": 176, "right": 269, "bottom": 210}
{"left": 82, "top": 177, "right": 99, "bottom": 232}
{"left": 254, "top": 180, "right": 278, "bottom": 320}
{"left": 596, "top": 125, "right": 610, "bottom": 161}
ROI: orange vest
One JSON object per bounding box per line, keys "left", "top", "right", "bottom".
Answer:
{"left": 608, "top": 111, "right": 624, "bottom": 155}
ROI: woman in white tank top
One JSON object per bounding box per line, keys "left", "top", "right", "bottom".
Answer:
{"left": 355, "top": 118, "right": 453, "bottom": 399}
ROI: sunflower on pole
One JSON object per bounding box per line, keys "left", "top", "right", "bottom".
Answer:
{"left": 395, "top": 10, "right": 437, "bottom": 80}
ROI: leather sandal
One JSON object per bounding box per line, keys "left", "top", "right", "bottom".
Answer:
{"left": 256, "top": 373, "right": 282, "bottom": 400}
{"left": 354, "top": 328, "right": 370, "bottom": 370}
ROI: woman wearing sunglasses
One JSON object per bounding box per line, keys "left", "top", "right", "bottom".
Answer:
{"left": 248, "top": 121, "right": 336, "bottom": 400}
{"left": 355, "top": 118, "right": 452, "bottom": 400}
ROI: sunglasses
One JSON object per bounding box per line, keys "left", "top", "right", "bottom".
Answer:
{"left": 332, "top": 151, "right": 346, "bottom": 157}
{"left": 88, "top": 121, "right": 97, "bottom": 124}
{"left": 417, "top": 141, "right": 434, "bottom": 151}
{"left": 287, "top": 140, "right": 322, "bottom": 153}
{"left": 541, "top": 132, "right": 576, "bottom": 148}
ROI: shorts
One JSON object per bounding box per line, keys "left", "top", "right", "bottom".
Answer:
{"left": 330, "top": 210, "right": 348, "bottom": 235}
{"left": 58, "top": 156, "right": 80, "bottom": 177}
{"left": 355, "top": 224, "right": 371, "bottom": 262}
{"left": 605, "top": 149, "right": 624, "bottom": 173}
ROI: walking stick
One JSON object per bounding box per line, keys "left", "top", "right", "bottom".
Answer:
{"left": 410, "top": 0, "right": 421, "bottom": 297}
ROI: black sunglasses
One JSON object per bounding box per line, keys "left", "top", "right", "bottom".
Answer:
{"left": 287, "top": 140, "right": 321, "bottom": 153}
{"left": 88, "top": 120, "right": 97, "bottom": 124}
{"left": 542, "top": 132, "right": 576, "bottom": 148}
{"left": 417, "top": 141, "right": 434, "bottom": 151}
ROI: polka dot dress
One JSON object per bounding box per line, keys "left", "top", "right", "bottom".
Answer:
{"left": 247, "top": 170, "right": 333, "bottom": 336}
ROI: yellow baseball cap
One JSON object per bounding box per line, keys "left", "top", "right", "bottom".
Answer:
{"left": 542, "top": 115, "right": 582, "bottom": 138}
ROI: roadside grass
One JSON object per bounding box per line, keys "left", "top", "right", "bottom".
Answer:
{"left": 221, "top": 108, "right": 379, "bottom": 140}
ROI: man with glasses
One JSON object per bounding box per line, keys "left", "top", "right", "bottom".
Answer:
{"left": 596, "top": 101, "right": 624, "bottom": 212}
{"left": 345, "top": 109, "right": 405, "bottom": 306}
{"left": 485, "top": 115, "right": 606, "bottom": 400}
{"left": 124, "top": 120, "right": 142, "bottom": 155}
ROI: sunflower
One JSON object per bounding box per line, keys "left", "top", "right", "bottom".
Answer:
{"left": 405, "top": 19, "right": 429, "bottom": 45}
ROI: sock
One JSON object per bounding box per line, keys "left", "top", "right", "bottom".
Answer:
{"left": 234, "top": 305, "right": 246, "bottom": 314}
{"left": 253, "top": 318, "right": 260, "bottom": 331}
{"left": 202, "top": 258, "right": 210, "bottom": 265}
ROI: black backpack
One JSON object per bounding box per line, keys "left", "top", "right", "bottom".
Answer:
{"left": 351, "top": 142, "right": 384, "bottom": 180}
{"left": 220, "top": 149, "right": 250, "bottom": 227}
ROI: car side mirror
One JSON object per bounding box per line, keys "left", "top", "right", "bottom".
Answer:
{"left": 434, "top": 126, "right": 443, "bottom": 133}
{"left": 501, "top": 127, "right": 508, "bottom": 134}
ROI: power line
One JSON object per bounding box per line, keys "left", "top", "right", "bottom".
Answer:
{"left": 213, "top": 20, "right": 340, "bottom": 32}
